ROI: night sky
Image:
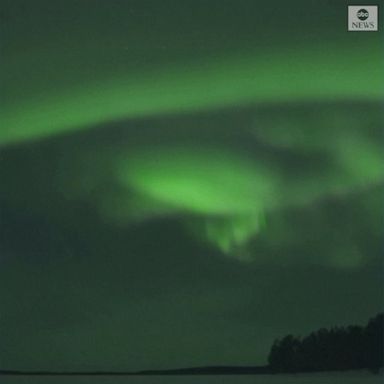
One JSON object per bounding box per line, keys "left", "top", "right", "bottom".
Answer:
{"left": 0, "top": 0, "right": 383, "bottom": 372}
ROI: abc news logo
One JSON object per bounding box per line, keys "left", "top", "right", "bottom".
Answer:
{"left": 348, "top": 6, "right": 378, "bottom": 31}
{"left": 357, "top": 9, "right": 369, "bottom": 20}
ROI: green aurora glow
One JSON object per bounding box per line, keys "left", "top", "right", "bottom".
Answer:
{"left": 1, "top": 42, "right": 383, "bottom": 147}
{"left": 1, "top": 0, "right": 383, "bottom": 372}
{"left": 2, "top": 34, "right": 382, "bottom": 255}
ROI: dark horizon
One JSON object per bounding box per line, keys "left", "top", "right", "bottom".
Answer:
{"left": 1, "top": 313, "right": 382, "bottom": 374}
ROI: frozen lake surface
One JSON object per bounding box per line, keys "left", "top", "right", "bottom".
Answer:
{"left": 1, "top": 371, "right": 382, "bottom": 384}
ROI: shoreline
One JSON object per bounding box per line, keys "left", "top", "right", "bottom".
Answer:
{"left": 1, "top": 367, "right": 380, "bottom": 377}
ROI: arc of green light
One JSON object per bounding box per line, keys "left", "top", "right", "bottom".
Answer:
{"left": 1, "top": 42, "right": 383, "bottom": 146}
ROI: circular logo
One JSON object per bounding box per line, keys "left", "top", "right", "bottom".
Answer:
{"left": 357, "top": 9, "right": 369, "bottom": 20}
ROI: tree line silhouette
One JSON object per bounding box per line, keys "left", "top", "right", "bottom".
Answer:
{"left": 268, "top": 313, "right": 383, "bottom": 373}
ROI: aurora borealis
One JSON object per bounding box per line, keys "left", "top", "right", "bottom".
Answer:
{"left": 0, "top": 0, "right": 383, "bottom": 372}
